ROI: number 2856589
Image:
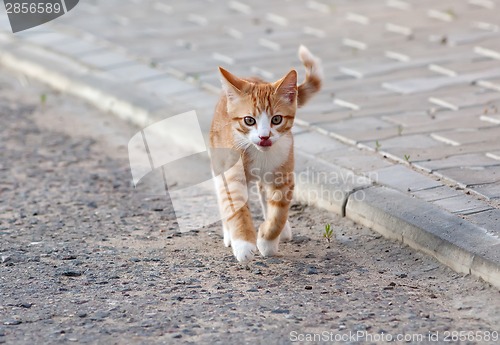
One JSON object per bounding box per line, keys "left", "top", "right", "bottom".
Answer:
{"left": 5, "top": 2, "right": 63, "bottom": 14}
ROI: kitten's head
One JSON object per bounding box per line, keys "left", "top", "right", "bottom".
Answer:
{"left": 219, "top": 67, "right": 297, "bottom": 152}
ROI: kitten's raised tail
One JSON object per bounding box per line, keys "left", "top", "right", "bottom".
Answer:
{"left": 297, "top": 45, "right": 323, "bottom": 108}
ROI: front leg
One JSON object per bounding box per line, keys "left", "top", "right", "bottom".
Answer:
{"left": 226, "top": 202, "right": 257, "bottom": 262}
{"left": 257, "top": 179, "right": 294, "bottom": 257}
{"left": 257, "top": 181, "right": 292, "bottom": 242}
{"left": 214, "top": 160, "right": 256, "bottom": 262}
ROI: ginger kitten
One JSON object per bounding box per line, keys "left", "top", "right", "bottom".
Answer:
{"left": 210, "top": 45, "right": 322, "bottom": 262}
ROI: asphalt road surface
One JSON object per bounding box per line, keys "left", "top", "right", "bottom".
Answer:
{"left": 0, "top": 69, "right": 499, "bottom": 345}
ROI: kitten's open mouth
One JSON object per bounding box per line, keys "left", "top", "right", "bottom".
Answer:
{"left": 258, "top": 139, "right": 273, "bottom": 147}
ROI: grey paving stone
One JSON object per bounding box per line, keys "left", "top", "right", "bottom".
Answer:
{"left": 139, "top": 76, "right": 196, "bottom": 97}
{"left": 444, "top": 30, "right": 499, "bottom": 46}
{"left": 369, "top": 133, "right": 443, "bottom": 151}
{"left": 291, "top": 125, "right": 308, "bottom": 135}
{"left": 411, "top": 186, "right": 462, "bottom": 202}
{"left": 338, "top": 52, "right": 475, "bottom": 79}
{"left": 384, "top": 109, "right": 497, "bottom": 137}
{"left": 19, "top": 31, "right": 73, "bottom": 45}
{"left": 429, "top": 89, "right": 500, "bottom": 110}
{"left": 170, "top": 89, "right": 216, "bottom": 110}
{"left": 337, "top": 94, "right": 432, "bottom": 117}
{"left": 202, "top": 46, "right": 292, "bottom": 65}
{"left": 467, "top": 209, "right": 500, "bottom": 235}
{"left": 481, "top": 113, "right": 500, "bottom": 124}
{"left": 406, "top": 114, "right": 496, "bottom": 136}
{"left": 470, "top": 182, "right": 500, "bottom": 200}
{"left": 436, "top": 59, "right": 500, "bottom": 76}
{"left": 414, "top": 153, "right": 500, "bottom": 172}
{"left": 370, "top": 165, "right": 442, "bottom": 193}
{"left": 48, "top": 40, "right": 106, "bottom": 58}
{"left": 385, "top": 140, "right": 500, "bottom": 163}
{"left": 339, "top": 58, "right": 426, "bottom": 79}
{"left": 149, "top": 104, "right": 213, "bottom": 136}
{"left": 321, "top": 117, "right": 394, "bottom": 132}
{"left": 477, "top": 78, "right": 500, "bottom": 92}
{"left": 473, "top": 35, "right": 500, "bottom": 53}
{"left": 79, "top": 51, "right": 138, "bottom": 69}
{"left": 487, "top": 151, "right": 500, "bottom": 160}
{"left": 382, "top": 75, "right": 472, "bottom": 95}
{"left": 297, "top": 101, "right": 341, "bottom": 116}
{"left": 257, "top": 31, "right": 313, "bottom": 52}
{"left": 321, "top": 117, "right": 398, "bottom": 143}
{"left": 326, "top": 67, "right": 438, "bottom": 96}
{"left": 341, "top": 127, "right": 401, "bottom": 143}
{"left": 435, "top": 166, "right": 500, "bottom": 187}
{"left": 161, "top": 57, "right": 218, "bottom": 76}
{"left": 475, "top": 45, "right": 500, "bottom": 60}
{"left": 383, "top": 68, "right": 500, "bottom": 94}
{"left": 432, "top": 195, "right": 493, "bottom": 215}
{"left": 432, "top": 126, "right": 500, "bottom": 146}
{"left": 107, "top": 63, "right": 165, "bottom": 82}
{"left": 317, "top": 148, "right": 393, "bottom": 174}
{"left": 293, "top": 131, "right": 347, "bottom": 155}
{"left": 298, "top": 110, "right": 354, "bottom": 126}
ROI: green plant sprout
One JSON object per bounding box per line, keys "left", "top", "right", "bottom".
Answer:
{"left": 375, "top": 140, "right": 382, "bottom": 152}
{"left": 446, "top": 8, "right": 456, "bottom": 18}
{"left": 323, "top": 223, "right": 333, "bottom": 243}
{"left": 404, "top": 154, "right": 411, "bottom": 162}
{"left": 40, "top": 93, "right": 47, "bottom": 106}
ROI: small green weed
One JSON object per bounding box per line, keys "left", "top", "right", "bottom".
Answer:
{"left": 323, "top": 223, "right": 333, "bottom": 242}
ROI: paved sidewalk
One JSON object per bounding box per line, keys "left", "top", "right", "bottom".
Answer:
{"left": 0, "top": 1, "right": 499, "bottom": 287}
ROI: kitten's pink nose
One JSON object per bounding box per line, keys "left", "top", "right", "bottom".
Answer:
{"left": 258, "top": 135, "right": 272, "bottom": 147}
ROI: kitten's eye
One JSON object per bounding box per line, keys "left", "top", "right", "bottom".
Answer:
{"left": 271, "top": 115, "right": 283, "bottom": 125}
{"left": 243, "top": 116, "right": 256, "bottom": 126}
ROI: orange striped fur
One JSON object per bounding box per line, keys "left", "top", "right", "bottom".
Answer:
{"left": 210, "top": 45, "right": 322, "bottom": 262}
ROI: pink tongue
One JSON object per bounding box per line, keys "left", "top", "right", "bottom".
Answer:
{"left": 259, "top": 139, "right": 272, "bottom": 147}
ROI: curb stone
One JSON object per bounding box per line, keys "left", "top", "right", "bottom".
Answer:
{"left": 294, "top": 151, "right": 372, "bottom": 217}
{"left": 346, "top": 186, "right": 500, "bottom": 287}
{"left": 1, "top": 33, "right": 499, "bottom": 290}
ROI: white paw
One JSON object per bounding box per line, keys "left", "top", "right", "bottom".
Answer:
{"left": 231, "top": 240, "right": 256, "bottom": 262}
{"left": 257, "top": 236, "right": 279, "bottom": 257}
{"left": 223, "top": 227, "right": 231, "bottom": 247}
{"left": 280, "top": 221, "right": 292, "bottom": 242}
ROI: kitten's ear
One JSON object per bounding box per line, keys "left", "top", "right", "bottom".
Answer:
{"left": 219, "top": 67, "right": 248, "bottom": 102}
{"left": 274, "top": 69, "right": 298, "bottom": 104}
